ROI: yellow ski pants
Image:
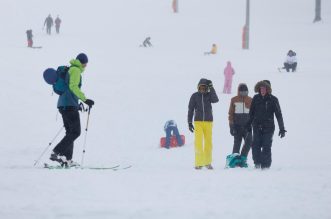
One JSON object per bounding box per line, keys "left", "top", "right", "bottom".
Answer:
{"left": 194, "top": 121, "right": 213, "bottom": 167}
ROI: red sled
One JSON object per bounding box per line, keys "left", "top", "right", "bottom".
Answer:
{"left": 160, "top": 135, "right": 185, "bottom": 148}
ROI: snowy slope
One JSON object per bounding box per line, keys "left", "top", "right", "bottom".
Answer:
{"left": 0, "top": 0, "right": 331, "bottom": 218}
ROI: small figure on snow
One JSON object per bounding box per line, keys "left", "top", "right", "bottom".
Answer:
{"left": 44, "top": 14, "right": 54, "bottom": 35}
{"left": 141, "top": 37, "right": 152, "bottom": 47}
{"left": 50, "top": 53, "right": 95, "bottom": 167}
{"left": 163, "top": 120, "right": 183, "bottom": 149}
{"left": 188, "top": 78, "right": 219, "bottom": 170}
{"left": 245, "top": 80, "right": 286, "bottom": 169}
{"left": 223, "top": 61, "right": 235, "bottom": 94}
{"left": 204, "top": 44, "right": 218, "bottom": 55}
{"left": 26, "top": 29, "right": 33, "bottom": 47}
{"left": 55, "top": 15, "right": 62, "bottom": 34}
{"left": 227, "top": 83, "right": 252, "bottom": 168}
{"left": 281, "top": 50, "right": 297, "bottom": 72}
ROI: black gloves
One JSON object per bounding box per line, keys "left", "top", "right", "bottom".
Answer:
{"left": 230, "top": 125, "right": 236, "bottom": 136}
{"left": 206, "top": 80, "right": 213, "bottom": 88}
{"left": 189, "top": 123, "right": 194, "bottom": 133}
{"left": 84, "top": 99, "right": 95, "bottom": 108}
{"left": 279, "top": 129, "right": 287, "bottom": 138}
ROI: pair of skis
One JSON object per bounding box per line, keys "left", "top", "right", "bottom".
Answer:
{"left": 44, "top": 163, "right": 132, "bottom": 170}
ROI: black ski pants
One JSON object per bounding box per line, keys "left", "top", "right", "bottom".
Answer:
{"left": 252, "top": 127, "right": 274, "bottom": 168}
{"left": 232, "top": 126, "right": 252, "bottom": 157}
{"left": 53, "top": 109, "right": 81, "bottom": 160}
{"left": 284, "top": 62, "right": 297, "bottom": 72}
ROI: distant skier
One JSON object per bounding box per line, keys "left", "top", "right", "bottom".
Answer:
{"left": 44, "top": 14, "right": 54, "bottom": 35}
{"left": 55, "top": 15, "right": 62, "bottom": 34}
{"left": 26, "top": 29, "right": 33, "bottom": 47}
{"left": 141, "top": 37, "right": 152, "bottom": 47}
{"left": 163, "top": 120, "right": 183, "bottom": 149}
{"left": 228, "top": 83, "right": 252, "bottom": 167}
{"left": 282, "top": 50, "right": 297, "bottom": 72}
{"left": 50, "top": 53, "right": 95, "bottom": 167}
{"left": 223, "top": 61, "right": 235, "bottom": 94}
{"left": 245, "top": 80, "right": 286, "bottom": 169}
{"left": 204, "top": 44, "right": 218, "bottom": 55}
{"left": 188, "top": 78, "right": 219, "bottom": 170}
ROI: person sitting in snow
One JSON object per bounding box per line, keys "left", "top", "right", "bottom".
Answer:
{"left": 141, "top": 37, "right": 152, "bottom": 47}
{"left": 163, "top": 120, "right": 183, "bottom": 149}
{"left": 282, "top": 50, "right": 297, "bottom": 72}
{"left": 204, "top": 44, "right": 218, "bottom": 55}
{"left": 227, "top": 83, "right": 252, "bottom": 168}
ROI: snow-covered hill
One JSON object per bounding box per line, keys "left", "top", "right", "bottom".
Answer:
{"left": 0, "top": 0, "right": 331, "bottom": 218}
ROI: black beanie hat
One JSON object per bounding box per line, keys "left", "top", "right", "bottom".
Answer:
{"left": 76, "top": 53, "right": 88, "bottom": 64}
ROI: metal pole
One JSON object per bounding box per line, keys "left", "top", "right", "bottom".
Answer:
{"left": 314, "top": 0, "right": 322, "bottom": 23}
{"left": 81, "top": 108, "right": 91, "bottom": 167}
{"left": 245, "top": 0, "right": 250, "bottom": 49}
{"left": 33, "top": 126, "right": 64, "bottom": 166}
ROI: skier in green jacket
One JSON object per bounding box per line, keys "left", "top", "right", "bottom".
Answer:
{"left": 50, "top": 53, "right": 95, "bottom": 167}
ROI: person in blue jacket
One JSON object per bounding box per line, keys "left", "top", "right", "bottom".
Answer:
{"left": 164, "top": 120, "right": 183, "bottom": 149}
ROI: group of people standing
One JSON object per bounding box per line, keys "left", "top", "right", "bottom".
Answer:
{"left": 44, "top": 14, "right": 62, "bottom": 35}
{"left": 187, "top": 78, "right": 286, "bottom": 170}
{"left": 26, "top": 14, "right": 62, "bottom": 48}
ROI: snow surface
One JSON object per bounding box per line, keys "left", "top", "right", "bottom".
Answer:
{"left": 1, "top": 0, "right": 331, "bottom": 218}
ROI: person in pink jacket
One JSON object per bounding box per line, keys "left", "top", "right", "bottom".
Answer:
{"left": 223, "top": 61, "right": 235, "bottom": 94}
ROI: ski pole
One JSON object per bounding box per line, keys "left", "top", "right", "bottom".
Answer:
{"left": 33, "top": 126, "right": 64, "bottom": 166}
{"left": 81, "top": 107, "right": 91, "bottom": 167}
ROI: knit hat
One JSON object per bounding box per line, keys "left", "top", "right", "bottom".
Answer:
{"left": 76, "top": 53, "right": 88, "bottom": 64}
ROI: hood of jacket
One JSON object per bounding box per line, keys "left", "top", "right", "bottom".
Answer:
{"left": 254, "top": 80, "right": 272, "bottom": 94}
{"left": 197, "top": 78, "right": 208, "bottom": 90}
{"left": 70, "top": 59, "right": 85, "bottom": 73}
{"left": 237, "top": 83, "right": 248, "bottom": 96}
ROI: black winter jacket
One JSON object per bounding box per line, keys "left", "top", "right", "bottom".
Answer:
{"left": 247, "top": 93, "right": 285, "bottom": 132}
{"left": 188, "top": 79, "right": 219, "bottom": 123}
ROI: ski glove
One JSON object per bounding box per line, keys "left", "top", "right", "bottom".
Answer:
{"left": 230, "top": 125, "right": 236, "bottom": 136}
{"left": 279, "top": 129, "right": 287, "bottom": 138}
{"left": 189, "top": 123, "right": 194, "bottom": 133}
{"left": 206, "top": 80, "right": 213, "bottom": 88}
{"left": 84, "top": 99, "right": 95, "bottom": 108}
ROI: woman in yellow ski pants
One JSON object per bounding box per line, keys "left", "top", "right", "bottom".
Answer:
{"left": 188, "top": 78, "right": 219, "bottom": 169}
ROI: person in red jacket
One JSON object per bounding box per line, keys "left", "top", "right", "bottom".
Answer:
{"left": 55, "top": 15, "right": 62, "bottom": 34}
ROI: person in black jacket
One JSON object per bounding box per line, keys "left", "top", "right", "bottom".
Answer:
{"left": 44, "top": 14, "right": 54, "bottom": 35}
{"left": 246, "top": 80, "right": 286, "bottom": 169}
{"left": 188, "top": 78, "right": 219, "bottom": 169}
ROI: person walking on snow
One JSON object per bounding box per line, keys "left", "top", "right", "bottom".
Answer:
{"left": 188, "top": 78, "right": 219, "bottom": 169}
{"left": 50, "top": 53, "right": 95, "bottom": 167}
{"left": 223, "top": 61, "right": 235, "bottom": 94}
{"left": 228, "top": 83, "right": 252, "bottom": 167}
{"left": 44, "top": 14, "right": 54, "bottom": 35}
{"left": 26, "top": 29, "right": 33, "bottom": 47}
{"left": 245, "top": 80, "right": 286, "bottom": 169}
{"left": 164, "top": 120, "right": 183, "bottom": 149}
{"left": 55, "top": 15, "right": 62, "bottom": 34}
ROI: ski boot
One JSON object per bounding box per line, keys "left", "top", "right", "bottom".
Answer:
{"left": 64, "top": 160, "right": 80, "bottom": 168}
{"left": 50, "top": 152, "right": 67, "bottom": 166}
{"left": 205, "top": 164, "right": 214, "bottom": 170}
{"left": 195, "top": 166, "right": 203, "bottom": 170}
